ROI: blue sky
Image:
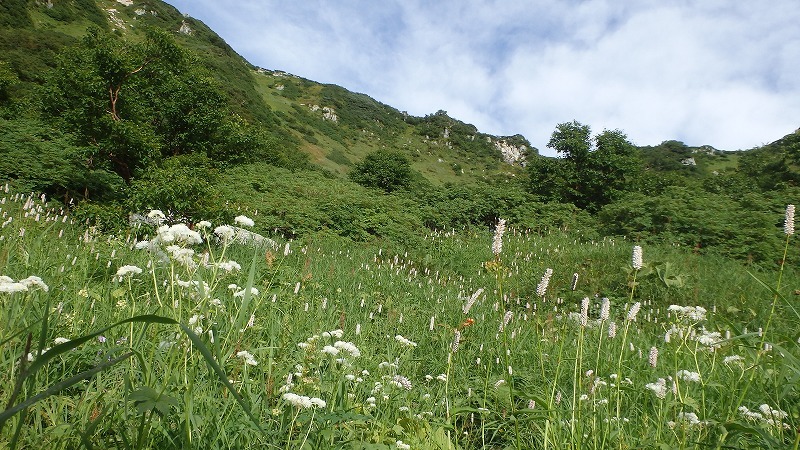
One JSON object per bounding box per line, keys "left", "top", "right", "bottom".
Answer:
{"left": 164, "top": 0, "right": 800, "bottom": 156}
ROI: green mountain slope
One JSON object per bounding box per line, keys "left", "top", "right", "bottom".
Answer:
{"left": 0, "top": 0, "right": 533, "bottom": 186}
{"left": 1, "top": 0, "right": 798, "bottom": 262}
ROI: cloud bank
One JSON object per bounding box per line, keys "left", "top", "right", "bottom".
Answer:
{"left": 168, "top": 0, "right": 800, "bottom": 156}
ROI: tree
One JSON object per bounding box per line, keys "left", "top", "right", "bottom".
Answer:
{"left": 41, "top": 27, "right": 239, "bottom": 182}
{"left": 528, "top": 121, "right": 642, "bottom": 211}
{"left": 349, "top": 150, "right": 413, "bottom": 193}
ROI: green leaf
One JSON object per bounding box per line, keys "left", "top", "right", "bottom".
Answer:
{"left": 129, "top": 386, "right": 178, "bottom": 416}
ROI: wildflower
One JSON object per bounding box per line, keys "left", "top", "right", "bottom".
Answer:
{"left": 0, "top": 282, "right": 28, "bottom": 293}
{"left": 676, "top": 370, "right": 701, "bottom": 383}
{"left": 632, "top": 245, "right": 643, "bottom": 270}
{"left": 739, "top": 405, "right": 790, "bottom": 429}
{"left": 723, "top": 355, "right": 744, "bottom": 365}
{"left": 321, "top": 345, "right": 339, "bottom": 356}
{"left": 599, "top": 297, "right": 610, "bottom": 321}
{"left": 234, "top": 215, "right": 255, "bottom": 227}
{"left": 396, "top": 440, "right": 411, "bottom": 450}
{"left": 236, "top": 350, "right": 258, "bottom": 366}
{"left": 282, "top": 392, "right": 325, "bottom": 409}
{"left": 668, "top": 305, "right": 707, "bottom": 322}
{"left": 536, "top": 268, "right": 553, "bottom": 297}
{"left": 334, "top": 341, "right": 361, "bottom": 357}
{"left": 329, "top": 329, "right": 344, "bottom": 338}
{"left": 571, "top": 273, "right": 579, "bottom": 291}
{"left": 645, "top": 378, "right": 668, "bottom": 399}
{"left": 463, "top": 288, "right": 483, "bottom": 314}
{"left": 214, "top": 225, "right": 236, "bottom": 242}
{"left": 492, "top": 218, "right": 506, "bottom": 256}
{"left": 648, "top": 346, "right": 658, "bottom": 368}
{"left": 500, "top": 310, "right": 513, "bottom": 331}
{"left": 391, "top": 375, "right": 413, "bottom": 390}
{"left": 215, "top": 260, "right": 241, "bottom": 272}
{"left": 395, "top": 335, "right": 417, "bottom": 347}
{"left": 19, "top": 276, "right": 49, "bottom": 292}
{"left": 54, "top": 337, "right": 70, "bottom": 345}
{"left": 579, "top": 297, "right": 590, "bottom": 327}
{"left": 451, "top": 330, "right": 461, "bottom": 353}
{"left": 627, "top": 302, "right": 641, "bottom": 322}
{"left": 785, "top": 204, "right": 795, "bottom": 236}
{"left": 196, "top": 220, "right": 212, "bottom": 229}
{"left": 146, "top": 209, "right": 166, "bottom": 224}
{"left": 608, "top": 321, "right": 617, "bottom": 338}
{"left": 233, "top": 287, "right": 259, "bottom": 298}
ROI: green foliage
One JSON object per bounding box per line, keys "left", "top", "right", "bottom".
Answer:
{"left": 598, "top": 186, "right": 790, "bottom": 263}
{"left": 528, "top": 121, "right": 642, "bottom": 211}
{"left": 350, "top": 149, "right": 414, "bottom": 193}
{"left": 219, "top": 163, "right": 424, "bottom": 245}
{"left": 0, "top": 61, "right": 18, "bottom": 104}
{"left": 0, "top": 0, "right": 32, "bottom": 28}
{"left": 39, "top": 0, "right": 108, "bottom": 28}
{"left": 0, "top": 117, "right": 125, "bottom": 202}
{"left": 127, "top": 154, "right": 224, "bottom": 221}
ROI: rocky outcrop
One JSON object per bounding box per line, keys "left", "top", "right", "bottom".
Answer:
{"left": 307, "top": 104, "right": 338, "bottom": 122}
{"left": 494, "top": 139, "right": 528, "bottom": 166}
{"left": 178, "top": 20, "right": 193, "bottom": 35}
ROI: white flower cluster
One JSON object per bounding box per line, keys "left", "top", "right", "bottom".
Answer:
{"left": 155, "top": 223, "right": 202, "bottom": 246}
{"left": 390, "top": 374, "right": 413, "bottom": 390}
{"left": 668, "top": 411, "right": 707, "bottom": 429}
{"left": 395, "top": 335, "right": 417, "bottom": 348}
{"left": 462, "top": 287, "right": 483, "bottom": 314}
{"left": 115, "top": 265, "right": 142, "bottom": 279}
{"left": 627, "top": 302, "right": 641, "bottom": 322}
{"left": 0, "top": 275, "right": 49, "bottom": 293}
{"left": 739, "top": 404, "right": 790, "bottom": 430}
{"left": 668, "top": 305, "right": 707, "bottom": 322}
{"left": 536, "top": 268, "right": 553, "bottom": 297}
{"left": 492, "top": 218, "right": 506, "bottom": 256}
{"left": 632, "top": 245, "right": 643, "bottom": 270}
{"left": 233, "top": 287, "right": 259, "bottom": 298}
{"left": 236, "top": 350, "right": 258, "bottom": 366}
{"left": 785, "top": 204, "right": 795, "bottom": 236}
{"left": 676, "top": 370, "right": 701, "bottom": 383}
{"left": 282, "top": 392, "right": 326, "bottom": 409}
{"left": 645, "top": 378, "right": 669, "bottom": 399}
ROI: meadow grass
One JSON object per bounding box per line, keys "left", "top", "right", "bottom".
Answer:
{"left": 0, "top": 185, "right": 798, "bottom": 449}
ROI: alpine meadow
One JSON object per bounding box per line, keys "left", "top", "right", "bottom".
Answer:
{"left": 1, "top": 1, "right": 799, "bottom": 449}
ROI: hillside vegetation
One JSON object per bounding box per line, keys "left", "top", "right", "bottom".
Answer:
{"left": 1, "top": 1, "right": 799, "bottom": 449}
{"left": 1, "top": 0, "right": 799, "bottom": 265}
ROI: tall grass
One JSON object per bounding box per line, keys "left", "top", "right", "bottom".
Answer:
{"left": 0, "top": 186, "right": 797, "bottom": 449}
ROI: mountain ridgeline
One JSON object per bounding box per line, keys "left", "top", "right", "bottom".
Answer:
{"left": 0, "top": 0, "right": 798, "bottom": 263}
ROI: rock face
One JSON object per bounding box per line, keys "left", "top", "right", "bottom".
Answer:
{"left": 307, "top": 104, "right": 338, "bottom": 122}
{"left": 178, "top": 21, "right": 193, "bottom": 35}
{"left": 494, "top": 139, "right": 528, "bottom": 166}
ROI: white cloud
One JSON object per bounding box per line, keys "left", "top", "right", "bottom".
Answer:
{"left": 168, "top": 0, "right": 800, "bottom": 155}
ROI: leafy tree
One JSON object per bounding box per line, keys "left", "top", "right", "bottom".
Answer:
{"left": 528, "top": 121, "right": 641, "bottom": 211}
{"left": 349, "top": 150, "right": 413, "bottom": 193}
